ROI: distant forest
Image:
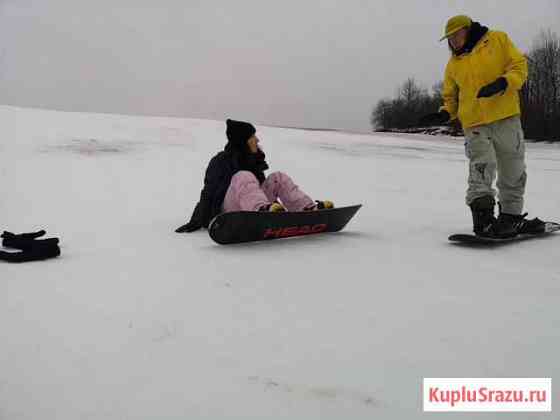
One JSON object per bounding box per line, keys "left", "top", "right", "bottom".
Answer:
{"left": 371, "top": 29, "right": 560, "bottom": 142}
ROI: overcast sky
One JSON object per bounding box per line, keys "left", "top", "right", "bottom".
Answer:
{"left": 1, "top": 0, "right": 558, "bottom": 132}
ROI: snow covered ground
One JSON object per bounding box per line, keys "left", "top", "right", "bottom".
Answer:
{"left": 1, "top": 105, "right": 559, "bottom": 419}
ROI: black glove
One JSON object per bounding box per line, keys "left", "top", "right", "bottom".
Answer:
{"left": 175, "top": 220, "right": 202, "bottom": 233}
{"left": 2, "top": 230, "right": 46, "bottom": 240}
{"left": 2, "top": 230, "right": 59, "bottom": 250}
{"left": 477, "top": 77, "right": 508, "bottom": 98}
{"left": 418, "top": 110, "right": 450, "bottom": 127}
{"left": 0, "top": 230, "right": 61, "bottom": 263}
{"left": 0, "top": 245, "right": 60, "bottom": 263}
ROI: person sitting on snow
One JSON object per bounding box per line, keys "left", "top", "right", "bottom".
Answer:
{"left": 419, "top": 15, "right": 544, "bottom": 238}
{"left": 175, "top": 119, "right": 333, "bottom": 233}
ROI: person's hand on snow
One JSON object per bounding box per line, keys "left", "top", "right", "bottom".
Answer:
{"left": 175, "top": 220, "right": 202, "bottom": 233}
{"left": 477, "top": 77, "right": 508, "bottom": 98}
{"left": 418, "top": 110, "right": 450, "bottom": 127}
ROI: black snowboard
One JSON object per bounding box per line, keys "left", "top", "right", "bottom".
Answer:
{"left": 208, "top": 204, "right": 362, "bottom": 245}
{"left": 449, "top": 222, "right": 560, "bottom": 244}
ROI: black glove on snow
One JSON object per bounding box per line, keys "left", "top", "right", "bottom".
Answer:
{"left": 2, "top": 230, "right": 59, "bottom": 250}
{"left": 175, "top": 220, "right": 203, "bottom": 233}
{"left": 0, "top": 245, "right": 60, "bottom": 263}
{"left": 477, "top": 77, "right": 508, "bottom": 98}
{"left": 3, "top": 230, "right": 46, "bottom": 240}
{"left": 0, "top": 230, "right": 61, "bottom": 263}
{"left": 418, "top": 110, "right": 451, "bottom": 127}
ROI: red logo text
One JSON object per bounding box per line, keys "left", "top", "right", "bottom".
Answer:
{"left": 263, "top": 224, "right": 328, "bottom": 239}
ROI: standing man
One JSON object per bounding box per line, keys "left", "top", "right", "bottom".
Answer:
{"left": 420, "top": 15, "right": 544, "bottom": 238}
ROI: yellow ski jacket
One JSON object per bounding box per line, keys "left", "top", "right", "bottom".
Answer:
{"left": 441, "top": 30, "right": 528, "bottom": 129}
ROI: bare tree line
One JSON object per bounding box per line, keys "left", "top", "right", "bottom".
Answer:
{"left": 371, "top": 29, "right": 560, "bottom": 142}
{"left": 521, "top": 30, "right": 560, "bottom": 141}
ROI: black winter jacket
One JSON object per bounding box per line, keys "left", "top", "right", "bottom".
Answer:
{"left": 187, "top": 146, "right": 268, "bottom": 227}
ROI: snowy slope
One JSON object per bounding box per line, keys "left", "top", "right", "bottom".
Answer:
{"left": 1, "top": 105, "right": 559, "bottom": 419}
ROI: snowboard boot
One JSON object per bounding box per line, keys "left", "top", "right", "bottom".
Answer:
{"left": 490, "top": 213, "right": 522, "bottom": 238}
{"left": 517, "top": 216, "right": 546, "bottom": 234}
{"left": 469, "top": 196, "right": 496, "bottom": 236}
{"left": 304, "top": 200, "right": 334, "bottom": 211}
{"left": 259, "top": 202, "right": 285, "bottom": 213}
{"left": 498, "top": 213, "right": 546, "bottom": 235}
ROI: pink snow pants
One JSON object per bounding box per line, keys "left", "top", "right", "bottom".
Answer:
{"left": 222, "top": 171, "right": 315, "bottom": 213}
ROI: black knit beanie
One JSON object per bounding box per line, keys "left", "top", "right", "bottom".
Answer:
{"left": 226, "top": 119, "right": 256, "bottom": 150}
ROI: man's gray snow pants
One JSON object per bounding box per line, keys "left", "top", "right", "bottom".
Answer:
{"left": 464, "top": 115, "right": 527, "bottom": 215}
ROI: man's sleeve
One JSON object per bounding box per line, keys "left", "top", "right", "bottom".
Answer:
{"left": 499, "top": 32, "right": 528, "bottom": 91}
